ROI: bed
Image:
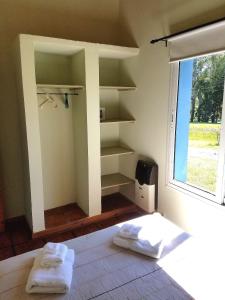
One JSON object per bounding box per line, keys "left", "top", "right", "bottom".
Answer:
{"left": 0, "top": 214, "right": 225, "bottom": 300}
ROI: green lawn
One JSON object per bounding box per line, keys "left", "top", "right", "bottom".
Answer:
{"left": 187, "top": 157, "right": 217, "bottom": 193}
{"left": 187, "top": 123, "right": 219, "bottom": 193}
{"left": 189, "top": 123, "right": 220, "bottom": 148}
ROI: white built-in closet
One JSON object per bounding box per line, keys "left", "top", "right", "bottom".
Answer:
{"left": 15, "top": 34, "right": 139, "bottom": 233}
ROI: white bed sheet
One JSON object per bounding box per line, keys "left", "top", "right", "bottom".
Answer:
{"left": 0, "top": 214, "right": 225, "bottom": 300}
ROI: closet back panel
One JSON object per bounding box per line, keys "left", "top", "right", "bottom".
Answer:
{"left": 100, "top": 125, "right": 120, "bottom": 147}
{"left": 35, "top": 52, "right": 73, "bottom": 84}
{"left": 101, "top": 156, "right": 119, "bottom": 176}
{"left": 99, "top": 58, "right": 119, "bottom": 86}
{"left": 100, "top": 88, "right": 120, "bottom": 150}
{"left": 38, "top": 94, "right": 77, "bottom": 210}
{"left": 100, "top": 90, "right": 119, "bottom": 120}
{"left": 36, "top": 50, "right": 86, "bottom": 211}
{"left": 99, "top": 58, "right": 135, "bottom": 86}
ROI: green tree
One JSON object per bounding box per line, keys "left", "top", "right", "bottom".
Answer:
{"left": 190, "top": 59, "right": 198, "bottom": 122}
{"left": 190, "top": 53, "right": 225, "bottom": 123}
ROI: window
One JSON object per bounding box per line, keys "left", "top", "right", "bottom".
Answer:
{"left": 168, "top": 52, "right": 225, "bottom": 204}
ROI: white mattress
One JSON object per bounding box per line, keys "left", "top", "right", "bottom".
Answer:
{"left": 0, "top": 214, "right": 225, "bottom": 300}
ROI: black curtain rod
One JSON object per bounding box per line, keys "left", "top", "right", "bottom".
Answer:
{"left": 150, "top": 15, "right": 225, "bottom": 44}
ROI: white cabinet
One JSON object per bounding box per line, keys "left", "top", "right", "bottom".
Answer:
{"left": 135, "top": 180, "right": 155, "bottom": 213}
{"left": 15, "top": 34, "right": 139, "bottom": 233}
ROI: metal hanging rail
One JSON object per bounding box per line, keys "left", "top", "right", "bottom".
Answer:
{"left": 37, "top": 92, "right": 78, "bottom": 96}
{"left": 150, "top": 16, "right": 225, "bottom": 45}
{"left": 37, "top": 92, "right": 78, "bottom": 109}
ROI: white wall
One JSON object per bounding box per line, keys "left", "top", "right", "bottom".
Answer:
{"left": 3, "top": 0, "right": 225, "bottom": 237}
{"left": 119, "top": 0, "right": 225, "bottom": 239}
{"left": 0, "top": 0, "right": 120, "bottom": 218}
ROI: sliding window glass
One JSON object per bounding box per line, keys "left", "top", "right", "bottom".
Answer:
{"left": 169, "top": 53, "right": 225, "bottom": 202}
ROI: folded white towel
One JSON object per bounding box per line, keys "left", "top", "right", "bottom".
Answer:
{"left": 26, "top": 249, "right": 75, "bottom": 294}
{"left": 43, "top": 242, "right": 64, "bottom": 254}
{"left": 113, "top": 235, "right": 165, "bottom": 258}
{"left": 119, "top": 223, "right": 142, "bottom": 240}
{"left": 114, "top": 214, "right": 170, "bottom": 258}
{"left": 40, "top": 242, "right": 68, "bottom": 267}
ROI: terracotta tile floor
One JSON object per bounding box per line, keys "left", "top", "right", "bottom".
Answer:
{"left": 44, "top": 193, "right": 137, "bottom": 230}
{"left": 45, "top": 203, "right": 87, "bottom": 229}
{"left": 0, "top": 210, "right": 145, "bottom": 261}
{"left": 102, "top": 194, "right": 136, "bottom": 212}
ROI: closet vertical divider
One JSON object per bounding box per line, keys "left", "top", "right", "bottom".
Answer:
{"left": 15, "top": 36, "right": 45, "bottom": 233}
{"left": 71, "top": 48, "right": 101, "bottom": 217}
{"left": 71, "top": 50, "right": 89, "bottom": 215}
{"left": 83, "top": 47, "right": 101, "bottom": 216}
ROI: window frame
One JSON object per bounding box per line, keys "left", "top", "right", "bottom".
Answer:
{"left": 167, "top": 60, "right": 225, "bottom": 205}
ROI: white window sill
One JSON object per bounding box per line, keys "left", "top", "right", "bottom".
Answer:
{"left": 166, "top": 180, "right": 225, "bottom": 213}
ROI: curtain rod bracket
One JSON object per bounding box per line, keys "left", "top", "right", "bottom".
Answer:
{"left": 151, "top": 38, "right": 168, "bottom": 47}
{"left": 163, "top": 39, "right": 168, "bottom": 47}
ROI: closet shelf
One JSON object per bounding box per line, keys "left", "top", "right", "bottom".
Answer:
{"left": 100, "top": 118, "right": 135, "bottom": 124}
{"left": 100, "top": 85, "right": 136, "bottom": 91}
{"left": 101, "top": 146, "right": 134, "bottom": 157}
{"left": 36, "top": 84, "right": 84, "bottom": 90}
{"left": 101, "top": 173, "right": 134, "bottom": 190}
